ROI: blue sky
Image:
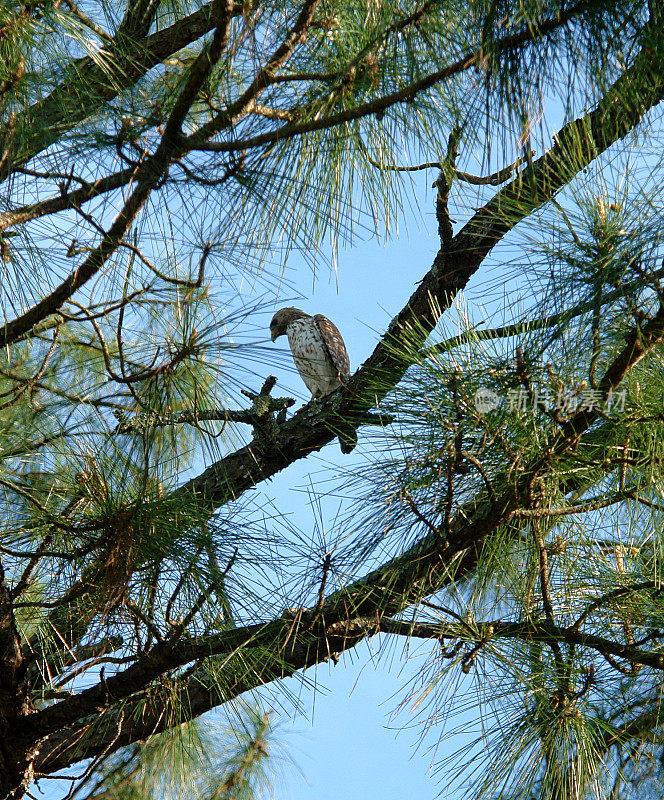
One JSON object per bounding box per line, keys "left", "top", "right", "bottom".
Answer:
{"left": 281, "top": 639, "right": 445, "bottom": 800}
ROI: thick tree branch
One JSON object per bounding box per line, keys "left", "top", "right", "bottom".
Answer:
{"left": 29, "top": 602, "right": 664, "bottom": 771}
{"left": 175, "top": 28, "right": 664, "bottom": 513}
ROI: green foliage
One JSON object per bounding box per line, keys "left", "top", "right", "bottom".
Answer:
{"left": 343, "top": 150, "right": 664, "bottom": 798}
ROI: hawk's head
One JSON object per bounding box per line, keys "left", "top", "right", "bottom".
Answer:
{"left": 269, "top": 307, "right": 309, "bottom": 341}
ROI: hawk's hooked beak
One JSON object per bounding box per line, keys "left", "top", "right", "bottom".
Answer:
{"left": 270, "top": 329, "right": 277, "bottom": 342}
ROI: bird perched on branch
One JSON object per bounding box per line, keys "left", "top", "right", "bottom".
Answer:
{"left": 269, "top": 307, "right": 356, "bottom": 452}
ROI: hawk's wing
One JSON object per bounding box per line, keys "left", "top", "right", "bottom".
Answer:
{"left": 313, "top": 314, "right": 350, "bottom": 383}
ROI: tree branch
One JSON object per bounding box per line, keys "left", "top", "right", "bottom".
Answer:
{"left": 0, "top": 2, "right": 244, "bottom": 181}
{"left": 184, "top": 0, "right": 593, "bottom": 153}
{"left": 0, "top": 167, "right": 139, "bottom": 233}
{"left": 174, "top": 28, "right": 664, "bottom": 513}
{"left": 190, "top": 0, "right": 322, "bottom": 142}
{"left": 0, "top": 1, "right": 239, "bottom": 349}
{"left": 29, "top": 605, "right": 664, "bottom": 772}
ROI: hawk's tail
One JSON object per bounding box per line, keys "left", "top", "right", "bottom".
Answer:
{"left": 338, "top": 426, "right": 358, "bottom": 454}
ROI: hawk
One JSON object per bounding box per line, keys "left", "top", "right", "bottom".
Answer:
{"left": 270, "top": 307, "right": 356, "bottom": 452}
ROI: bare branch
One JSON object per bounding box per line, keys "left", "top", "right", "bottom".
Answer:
{"left": 0, "top": 167, "right": 139, "bottom": 233}
{"left": 359, "top": 137, "right": 532, "bottom": 186}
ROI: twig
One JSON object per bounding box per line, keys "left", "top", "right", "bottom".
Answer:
{"left": 11, "top": 533, "right": 55, "bottom": 599}
{"left": 571, "top": 582, "right": 658, "bottom": 632}
{"left": 61, "top": 0, "right": 113, "bottom": 42}
{"left": 359, "top": 138, "right": 532, "bottom": 186}
{"left": 421, "top": 265, "right": 664, "bottom": 357}
{"left": 402, "top": 490, "right": 440, "bottom": 537}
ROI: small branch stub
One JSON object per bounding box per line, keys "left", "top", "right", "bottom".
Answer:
{"left": 112, "top": 376, "right": 295, "bottom": 439}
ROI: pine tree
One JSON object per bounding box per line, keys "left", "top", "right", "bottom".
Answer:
{"left": 0, "top": 1, "right": 663, "bottom": 798}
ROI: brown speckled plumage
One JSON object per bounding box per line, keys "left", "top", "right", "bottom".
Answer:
{"left": 270, "top": 307, "right": 350, "bottom": 398}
